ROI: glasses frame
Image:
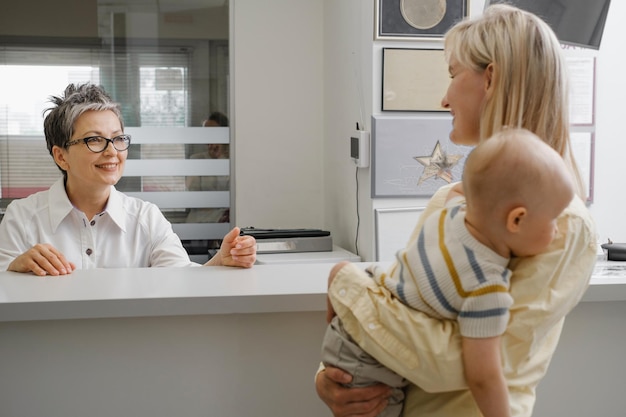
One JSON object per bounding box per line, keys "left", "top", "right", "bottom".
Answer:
{"left": 65, "top": 134, "right": 132, "bottom": 153}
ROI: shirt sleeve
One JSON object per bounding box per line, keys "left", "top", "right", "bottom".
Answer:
{"left": 0, "top": 200, "right": 30, "bottom": 271}
{"left": 458, "top": 278, "right": 513, "bottom": 338}
{"left": 142, "top": 203, "right": 198, "bottom": 267}
{"left": 330, "top": 185, "right": 597, "bottom": 394}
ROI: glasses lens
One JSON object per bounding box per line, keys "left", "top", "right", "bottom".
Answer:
{"left": 113, "top": 135, "right": 131, "bottom": 151}
{"left": 85, "top": 137, "right": 107, "bottom": 152}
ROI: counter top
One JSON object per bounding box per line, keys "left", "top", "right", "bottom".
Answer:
{"left": 0, "top": 261, "right": 625, "bottom": 322}
{"left": 581, "top": 260, "right": 626, "bottom": 301}
{"left": 0, "top": 263, "right": 335, "bottom": 322}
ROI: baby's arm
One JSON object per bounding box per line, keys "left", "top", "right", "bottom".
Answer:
{"left": 462, "top": 336, "right": 511, "bottom": 417}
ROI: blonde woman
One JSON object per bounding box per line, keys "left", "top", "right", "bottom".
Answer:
{"left": 316, "top": 5, "right": 597, "bottom": 417}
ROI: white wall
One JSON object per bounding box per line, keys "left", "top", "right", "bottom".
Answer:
{"left": 322, "top": 0, "right": 375, "bottom": 257}
{"left": 232, "top": 0, "right": 325, "bottom": 230}
{"left": 588, "top": 0, "right": 626, "bottom": 244}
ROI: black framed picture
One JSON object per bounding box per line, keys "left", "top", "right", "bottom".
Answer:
{"left": 376, "top": 0, "right": 468, "bottom": 40}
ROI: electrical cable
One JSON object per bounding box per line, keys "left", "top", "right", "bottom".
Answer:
{"left": 354, "top": 165, "right": 360, "bottom": 256}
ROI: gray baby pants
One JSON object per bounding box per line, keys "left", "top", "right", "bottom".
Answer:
{"left": 321, "top": 315, "right": 408, "bottom": 417}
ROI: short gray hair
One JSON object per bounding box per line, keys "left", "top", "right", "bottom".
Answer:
{"left": 43, "top": 83, "right": 124, "bottom": 177}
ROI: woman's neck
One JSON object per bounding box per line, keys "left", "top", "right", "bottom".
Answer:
{"left": 64, "top": 180, "right": 110, "bottom": 220}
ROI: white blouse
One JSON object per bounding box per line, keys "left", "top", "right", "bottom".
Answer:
{"left": 0, "top": 179, "right": 198, "bottom": 270}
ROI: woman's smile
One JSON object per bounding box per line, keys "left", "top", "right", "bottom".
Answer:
{"left": 95, "top": 162, "right": 120, "bottom": 170}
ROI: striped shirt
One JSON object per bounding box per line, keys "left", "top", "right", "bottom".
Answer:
{"left": 370, "top": 204, "right": 512, "bottom": 338}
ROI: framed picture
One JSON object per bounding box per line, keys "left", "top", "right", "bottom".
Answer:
{"left": 375, "top": 207, "right": 425, "bottom": 261}
{"left": 570, "top": 131, "right": 595, "bottom": 203}
{"left": 566, "top": 55, "right": 596, "bottom": 127}
{"left": 375, "top": 0, "right": 468, "bottom": 41}
{"left": 371, "top": 115, "right": 473, "bottom": 198}
{"left": 382, "top": 48, "right": 450, "bottom": 111}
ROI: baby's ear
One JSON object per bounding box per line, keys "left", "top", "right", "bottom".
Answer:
{"left": 506, "top": 207, "right": 527, "bottom": 233}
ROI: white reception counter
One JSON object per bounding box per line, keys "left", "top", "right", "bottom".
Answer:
{"left": 0, "top": 264, "right": 332, "bottom": 322}
{"left": 0, "top": 261, "right": 625, "bottom": 417}
{"left": 1, "top": 261, "right": 625, "bottom": 322}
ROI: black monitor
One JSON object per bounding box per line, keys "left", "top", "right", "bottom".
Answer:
{"left": 485, "top": 0, "right": 611, "bottom": 49}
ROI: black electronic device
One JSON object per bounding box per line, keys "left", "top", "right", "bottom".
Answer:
{"left": 240, "top": 228, "right": 330, "bottom": 239}
{"left": 601, "top": 242, "right": 626, "bottom": 261}
{"left": 240, "top": 228, "right": 333, "bottom": 253}
{"left": 485, "top": 0, "right": 611, "bottom": 49}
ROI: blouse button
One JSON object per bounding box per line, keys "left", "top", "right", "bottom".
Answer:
{"left": 90, "top": 220, "right": 96, "bottom": 226}
{"left": 86, "top": 248, "right": 93, "bottom": 256}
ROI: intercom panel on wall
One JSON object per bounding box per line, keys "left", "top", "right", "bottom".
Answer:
{"left": 350, "top": 130, "right": 370, "bottom": 168}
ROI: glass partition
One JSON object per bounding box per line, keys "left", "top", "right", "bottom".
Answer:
{"left": 0, "top": 0, "right": 230, "bottom": 262}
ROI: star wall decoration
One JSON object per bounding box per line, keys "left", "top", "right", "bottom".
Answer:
{"left": 414, "top": 140, "right": 464, "bottom": 185}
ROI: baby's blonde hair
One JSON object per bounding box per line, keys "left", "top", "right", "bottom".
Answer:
{"left": 463, "top": 128, "right": 574, "bottom": 219}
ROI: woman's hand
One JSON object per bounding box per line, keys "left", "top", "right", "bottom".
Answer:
{"left": 316, "top": 365, "right": 391, "bottom": 417}
{"left": 206, "top": 227, "right": 256, "bottom": 268}
{"left": 8, "top": 243, "right": 76, "bottom": 276}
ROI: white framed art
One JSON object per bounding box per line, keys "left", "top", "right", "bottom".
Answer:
{"left": 570, "top": 130, "right": 595, "bottom": 203}
{"left": 375, "top": 206, "right": 425, "bottom": 261}
{"left": 371, "top": 114, "right": 473, "bottom": 198}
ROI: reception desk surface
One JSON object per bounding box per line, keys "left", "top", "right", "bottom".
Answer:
{"left": 0, "top": 260, "right": 625, "bottom": 322}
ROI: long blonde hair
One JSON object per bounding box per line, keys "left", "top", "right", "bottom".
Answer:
{"left": 444, "top": 4, "right": 585, "bottom": 198}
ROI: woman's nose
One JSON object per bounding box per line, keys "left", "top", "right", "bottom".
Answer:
{"left": 441, "top": 94, "right": 450, "bottom": 109}
{"left": 102, "top": 141, "right": 118, "bottom": 155}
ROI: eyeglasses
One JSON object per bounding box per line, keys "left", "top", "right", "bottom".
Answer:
{"left": 66, "top": 134, "right": 132, "bottom": 153}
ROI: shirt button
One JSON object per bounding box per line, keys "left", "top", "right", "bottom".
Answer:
{"left": 339, "top": 289, "right": 346, "bottom": 297}
{"left": 368, "top": 323, "right": 376, "bottom": 330}
{"left": 86, "top": 248, "right": 93, "bottom": 256}
{"left": 90, "top": 220, "right": 96, "bottom": 226}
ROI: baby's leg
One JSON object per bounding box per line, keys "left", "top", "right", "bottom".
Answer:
{"left": 321, "top": 316, "right": 408, "bottom": 417}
